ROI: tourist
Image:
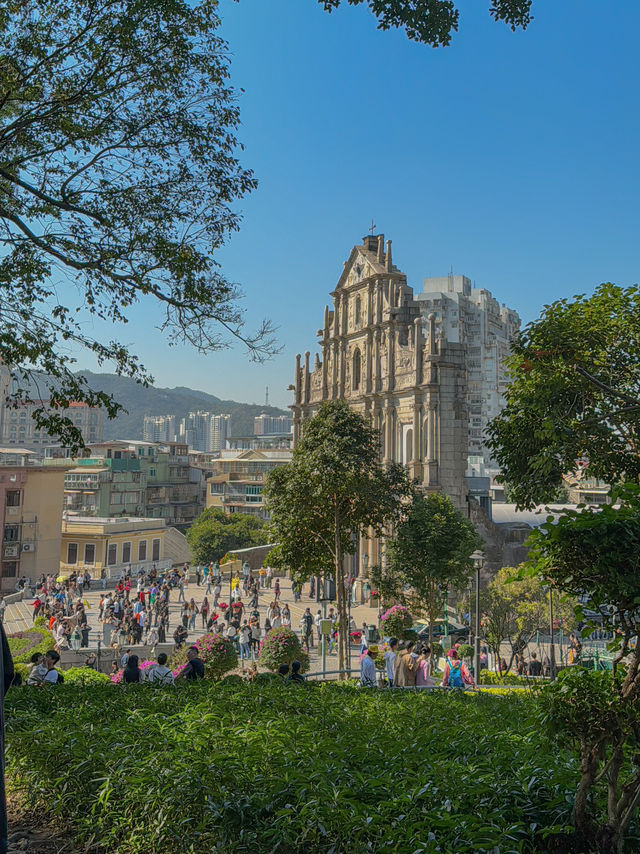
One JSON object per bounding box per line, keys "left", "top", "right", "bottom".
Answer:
{"left": 266, "top": 566, "right": 273, "bottom": 589}
{"left": 278, "top": 663, "right": 289, "bottom": 679}
{"left": 122, "top": 654, "right": 144, "bottom": 684}
{"left": 442, "top": 648, "right": 474, "bottom": 689}
{"left": 288, "top": 660, "right": 306, "bottom": 684}
{"left": 528, "top": 652, "right": 542, "bottom": 676}
{"left": 415, "top": 645, "right": 434, "bottom": 687}
{"left": 201, "top": 596, "right": 210, "bottom": 628}
{"left": 281, "top": 603, "right": 291, "bottom": 627}
{"left": 300, "top": 608, "right": 314, "bottom": 652}
{"left": 273, "top": 578, "right": 281, "bottom": 601}
{"left": 250, "top": 620, "right": 261, "bottom": 655}
{"left": 173, "top": 624, "right": 188, "bottom": 648}
{"left": 146, "top": 653, "right": 175, "bottom": 685}
{"left": 360, "top": 644, "right": 378, "bottom": 687}
{"left": 26, "top": 652, "right": 48, "bottom": 686}
{"left": 178, "top": 646, "right": 205, "bottom": 680}
{"left": 43, "top": 650, "right": 63, "bottom": 684}
{"left": 384, "top": 637, "right": 398, "bottom": 687}
{"left": 177, "top": 575, "right": 186, "bottom": 603}
{"left": 239, "top": 622, "right": 251, "bottom": 660}
{"left": 187, "top": 598, "right": 199, "bottom": 630}
{"left": 120, "top": 648, "right": 131, "bottom": 669}
{"left": 110, "top": 660, "right": 119, "bottom": 677}
{"left": 85, "top": 653, "right": 98, "bottom": 670}
{"left": 394, "top": 642, "right": 417, "bottom": 687}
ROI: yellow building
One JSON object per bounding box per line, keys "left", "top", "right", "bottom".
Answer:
{"left": 0, "top": 460, "right": 67, "bottom": 591}
{"left": 206, "top": 449, "right": 292, "bottom": 518}
{"left": 60, "top": 516, "right": 191, "bottom": 580}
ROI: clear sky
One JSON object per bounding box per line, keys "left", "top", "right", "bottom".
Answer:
{"left": 81, "top": 0, "right": 640, "bottom": 410}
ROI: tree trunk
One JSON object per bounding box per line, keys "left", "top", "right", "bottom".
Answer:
{"left": 333, "top": 504, "right": 347, "bottom": 679}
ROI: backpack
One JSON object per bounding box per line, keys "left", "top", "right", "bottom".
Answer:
{"left": 448, "top": 661, "right": 463, "bottom": 688}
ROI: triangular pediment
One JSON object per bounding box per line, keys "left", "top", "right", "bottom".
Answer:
{"left": 334, "top": 236, "right": 403, "bottom": 293}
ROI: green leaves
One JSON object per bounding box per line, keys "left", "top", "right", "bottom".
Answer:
{"left": 487, "top": 283, "right": 640, "bottom": 509}
{"left": 186, "top": 507, "right": 269, "bottom": 564}
{"left": 6, "top": 683, "right": 585, "bottom": 852}
{"left": 0, "top": 0, "right": 276, "bottom": 446}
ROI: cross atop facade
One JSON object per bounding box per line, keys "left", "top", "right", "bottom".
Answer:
{"left": 368, "top": 219, "right": 376, "bottom": 235}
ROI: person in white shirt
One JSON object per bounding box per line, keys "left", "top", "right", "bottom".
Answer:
{"left": 145, "top": 653, "right": 175, "bottom": 685}
{"left": 384, "top": 637, "right": 398, "bottom": 687}
{"left": 239, "top": 624, "right": 251, "bottom": 660}
{"left": 360, "top": 645, "right": 378, "bottom": 688}
{"left": 43, "top": 650, "right": 61, "bottom": 684}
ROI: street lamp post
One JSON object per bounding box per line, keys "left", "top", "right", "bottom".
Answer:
{"left": 549, "top": 588, "right": 557, "bottom": 682}
{"left": 471, "top": 550, "right": 485, "bottom": 683}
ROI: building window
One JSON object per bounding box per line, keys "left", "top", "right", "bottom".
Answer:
{"left": 2, "top": 562, "right": 18, "bottom": 578}
{"left": 84, "top": 544, "right": 95, "bottom": 565}
{"left": 67, "top": 543, "right": 78, "bottom": 564}
{"left": 3, "top": 525, "right": 19, "bottom": 542}
{"left": 6, "top": 490, "right": 20, "bottom": 507}
{"left": 352, "top": 348, "right": 361, "bottom": 391}
{"left": 107, "top": 543, "right": 118, "bottom": 565}
{"left": 138, "top": 540, "right": 147, "bottom": 561}
{"left": 122, "top": 542, "right": 131, "bottom": 564}
{"left": 355, "top": 295, "right": 361, "bottom": 327}
{"left": 152, "top": 538, "right": 160, "bottom": 562}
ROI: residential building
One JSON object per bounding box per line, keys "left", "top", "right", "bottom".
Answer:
{"left": 0, "top": 462, "right": 67, "bottom": 591}
{"left": 253, "top": 413, "right": 292, "bottom": 435}
{"left": 415, "top": 274, "right": 520, "bottom": 470}
{"left": 143, "top": 415, "right": 177, "bottom": 443}
{"left": 206, "top": 449, "right": 292, "bottom": 519}
{"left": 60, "top": 516, "right": 191, "bottom": 580}
{"left": 208, "top": 414, "right": 232, "bottom": 452}
{"left": 226, "top": 434, "right": 293, "bottom": 451}
{"left": 0, "top": 400, "right": 104, "bottom": 450}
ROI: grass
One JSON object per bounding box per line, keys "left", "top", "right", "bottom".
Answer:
{"left": 4, "top": 681, "right": 594, "bottom": 853}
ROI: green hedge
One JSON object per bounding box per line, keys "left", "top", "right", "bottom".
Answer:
{"left": 480, "top": 669, "right": 547, "bottom": 686}
{"left": 8, "top": 622, "right": 55, "bottom": 665}
{"left": 4, "top": 682, "right": 602, "bottom": 853}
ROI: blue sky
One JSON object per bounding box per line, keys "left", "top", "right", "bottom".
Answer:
{"left": 84, "top": 0, "right": 640, "bottom": 409}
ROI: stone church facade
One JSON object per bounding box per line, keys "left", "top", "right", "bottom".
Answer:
{"left": 291, "top": 234, "right": 469, "bottom": 574}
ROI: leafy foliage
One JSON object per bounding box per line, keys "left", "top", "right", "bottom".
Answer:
{"left": 186, "top": 508, "right": 269, "bottom": 565}
{"left": 63, "top": 667, "right": 111, "bottom": 686}
{"left": 8, "top": 621, "right": 54, "bottom": 663}
{"left": 258, "top": 626, "right": 310, "bottom": 673}
{"left": 171, "top": 632, "right": 238, "bottom": 681}
{"left": 265, "top": 400, "right": 411, "bottom": 674}
{"left": 319, "top": 0, "right": 532, "bottom": 46}
{"left": 488, "top": 284, "right": 640, "bottom": 508}
{"left": 0, "top": 0, "right": 275, "bottom": 448}
{"left": 480, "top": 566, "right": 576, "bottom": 674}
{"left": 373, "top": 491, "right": 481, "bottom": 651}
{"left": 6, "top": 682, "right": 597, "bottom": 853}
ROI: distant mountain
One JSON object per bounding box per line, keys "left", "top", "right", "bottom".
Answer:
{"left": 74, "top": 371, "right": 290, "bottom": 439}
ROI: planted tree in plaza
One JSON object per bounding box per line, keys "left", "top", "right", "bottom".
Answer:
{"left": 0, "top": 0, "right": 275, "bottom": 449}
{"left": 371, "top": 491, "right": 481, "bottom": 653}
{"left": 480, "top": 566, "right": 576, "bottom": 675}
{"left": 528, "top": 487, "right": 640, "bottom": 853}
{"left": 487, "top": 283, "right": 640, "bottom": 509}
{"left": 265, "top": 400, "right": 411, "bottom": 675}
{"left": 186, "top": 508, "right": 269, "bottom": 565}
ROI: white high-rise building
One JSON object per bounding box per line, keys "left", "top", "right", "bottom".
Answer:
{"left": 415, "top": 274, "right": 520, "bottom": 471}
{"left": 208, "top": 414, "right": 232, "bottom": 452}
{"left": 143, "top": 415, "right": 177, "bottom": 443}
{"left": 253, "top": 413, "right": 292, "bottom": 435}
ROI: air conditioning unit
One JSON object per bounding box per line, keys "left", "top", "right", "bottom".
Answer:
{"left": 21, "top": 543, "right": 33, "bottom": 552}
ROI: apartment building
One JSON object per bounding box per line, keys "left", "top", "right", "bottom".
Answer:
{"left": 206, "top": 449, "right": 292, "bottom": 519}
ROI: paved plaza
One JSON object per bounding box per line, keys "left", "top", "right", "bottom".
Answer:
{"left": 4, "top": 571, "right": 381, "bottom": 676}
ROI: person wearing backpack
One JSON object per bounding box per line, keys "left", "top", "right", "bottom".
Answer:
{"left": 442, "top": 648, "right": 474, "bottom": 689}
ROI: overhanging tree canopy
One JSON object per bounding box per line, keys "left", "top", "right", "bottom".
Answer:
{"left": 0, "top": 0, "right": 275, "bottom": 448}
{"left": 487, "top": 283, "right": 640, "bottom": 508}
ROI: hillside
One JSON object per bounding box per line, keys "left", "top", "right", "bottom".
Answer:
{"left": 75, "top": 371, "right": 290, "bottom": 439}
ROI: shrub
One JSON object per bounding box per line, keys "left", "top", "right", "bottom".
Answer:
{"left": 379, "top": 604, "right": 413, "bottom": 638}
{"left": 258, "top": 627, "right": 310, "bottom": 673}
{"left": 5, "top": 684, "right": 598, "bottom": 853}
{"left": 64, "top": 667, "right": 111, "bottom": 687}
{"left": 171, "top": 633, "right": 238, "bottom": 681}
{"left": 457, "top": 644, "right": 474, "bottom": 660}
{"left": 480, "top": 669, "right": 542, "bottom": 686}
{"left": 8, "top": 624, "right": 55, "bottom": 664}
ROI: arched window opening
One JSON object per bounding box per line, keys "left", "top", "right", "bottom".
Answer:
{"left": 355, "top": 296, "right": 362, "bottom": 327}
{"left": 352, "top": 348, "right": 361, "bottom": 391}
{"left": 405, "top": 428, "right": 413, "bottom": 464}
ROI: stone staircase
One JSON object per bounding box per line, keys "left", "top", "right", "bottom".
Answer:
{"left": 3, "top": 596, "right": 36, "bottom": 636}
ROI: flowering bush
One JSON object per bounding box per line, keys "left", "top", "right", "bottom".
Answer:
{"left": 258, "top": 627, "right": 310, "bottom": 673}
{"left": 170, "top": 633, "right": 238, "bottom": 681}
{"left": 379, "top": 604, "right": 413, "bottom": 639}
{"left": 217, "top": 602, "right": 228, "bottom": 611}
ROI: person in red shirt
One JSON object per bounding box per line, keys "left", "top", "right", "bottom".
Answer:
{"left": 441, "top": 648, "right": 475, "bottom": 688}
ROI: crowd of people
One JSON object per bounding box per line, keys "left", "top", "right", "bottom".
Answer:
{"left": 360, "top": 637, "right": 476, "bottom": 690}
